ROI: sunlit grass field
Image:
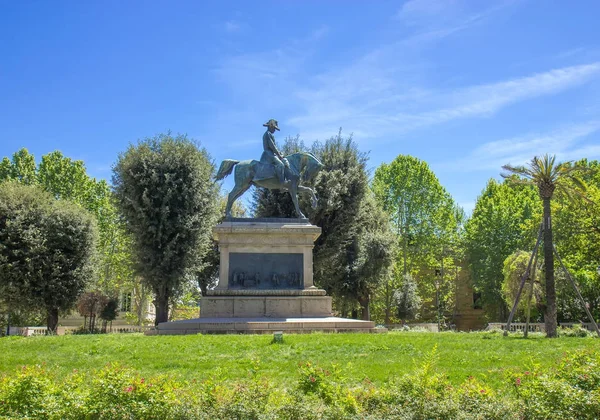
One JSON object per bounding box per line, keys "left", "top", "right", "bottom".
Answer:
{"left": 0, "top": 331, "right": 597, "bottom": 390}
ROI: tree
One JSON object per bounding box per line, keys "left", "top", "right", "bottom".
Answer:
{"left": 0, "top": 182, "right": 97, "bottom": 332}
{"left": 337, "top": 191, "right": 395, "bottom": 320}
{"left": 552, "top": 159, "right": 600, "bottom": 322}
{"left": 372, "top": 155, "right": 460, "bottom": 276}
{"left": 394, "top": 273, "right": 422, "bottom": 322}
{"left": 372, "top": 155, "right": 462, "bottom": 323}
{"left": 464, "top": 179, "right": 541, "bottom": 320}
{"left": 502, "top": 154, "right": 589, "bottom": 337}
{"left": 0, "top": 149, "right": 37, "bottom": 184}
{"left": 77, "top": 291, "right": 108, "bottom": 332}
{"left": 501, "top": 251, "right": 543, "bottom": 321}
{"left": 113, "top": 133, "right": 220, "bottom": 324}
{"left": 0, "top": 148, "right": 135, "bottom": 294}
{"left": 99, "top": 298, "right": 119, "bottom": 332}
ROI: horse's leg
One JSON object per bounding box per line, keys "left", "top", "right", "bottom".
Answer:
{"left": 289, "top": 179, "right": 305, "bottom": 219}
{"left": 225, "top": 165, "right": 253, "bottom": 217}
{"left": 297, "top": 186, "right": 318, "bottom": 208}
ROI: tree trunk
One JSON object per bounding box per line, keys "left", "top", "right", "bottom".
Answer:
{"left": 47, "top": 307, "right": 59, "bottom": 333}
{"left": 384, "top": 279, "right": 391, "bottom": 325}
{"left": 358, "top": 295, "right": 370, "bottom": 321}
{"left": 543, "top": 198, "right": 557, "bottom": 338}
{"left": 154, "top": 288, "right": 170, "bottom": 325}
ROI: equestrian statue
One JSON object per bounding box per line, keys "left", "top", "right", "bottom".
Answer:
{"left": 216, "top": 119, "right": 323, "bottom": 219}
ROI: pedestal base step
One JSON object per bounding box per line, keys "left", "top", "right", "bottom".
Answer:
{"left": 149, "top": 317, "right": 384, "bottom": 335}
{"left": 201, "top": 295, "right": 332, "bottom": 318}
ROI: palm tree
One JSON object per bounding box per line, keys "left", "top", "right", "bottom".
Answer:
{"left": 502, "top": 154, "right": 588, "bottom": 338}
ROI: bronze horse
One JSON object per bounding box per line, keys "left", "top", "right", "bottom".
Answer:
{"left": 216, "top": 151, "right": 323, "bottom": 218}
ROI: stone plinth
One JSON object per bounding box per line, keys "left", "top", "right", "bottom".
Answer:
{"left": 213, "top": 218, "right": 321, "bottom": 290}
{"left": 153, "top": 218, "right": 380, "bottom": 335}
{"left": 151, "top": 317, "right": 380, "bottom": 335}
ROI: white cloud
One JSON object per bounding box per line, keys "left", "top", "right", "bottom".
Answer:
{"left": 212, "top": 5, "right": 599, "bottom": 150}
{"left": 397, "top": 0, "right": 515, "bottom": 45}
{"left": 418, "top": 63, "right": 600, "bottom": 121}
{"left": 288, "top": 62, "right": 600, "bottom": 143}
{"left": 446, "top": 121, "right": 600, "bottom": 171}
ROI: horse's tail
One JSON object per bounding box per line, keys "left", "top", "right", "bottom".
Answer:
{"left": 216, "top": 159, "right": 239, "bottom": 180}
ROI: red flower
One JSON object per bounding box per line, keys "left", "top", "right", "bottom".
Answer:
{"left": 515, "top": 378, "right": 521, "bottom": 386}
{"left": 125, "top": 386, "right": 133, "bottom": 392}
{"left": 524, "top": 371, "right": 530, "bottom": 375}
{"left": 140, "top": 378, "right": 145, "bottom": 384}
{"left": 310, "top": 376, "right": 316, "bottom": 383}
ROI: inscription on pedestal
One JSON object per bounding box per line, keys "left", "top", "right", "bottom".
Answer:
{"left": 228, "top": 253, "right": 303, "bottom": 290}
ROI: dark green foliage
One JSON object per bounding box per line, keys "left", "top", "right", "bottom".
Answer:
{"left": 308, "top": 134, "right": 395, "bottom": 320}
{"left": 0, "top": 148, "right": 135, "bottom": 295}
{"left": 0, "top": 182, "right": 97, "bottom": 332}
{"left": 394, "top": 273, "right": 422, "bottom": 320}
{"left": 112, "top": 133, "right": 220, "bottom": 324}
{"left": 100, "top": 298, "right": 119, "bottom": 324}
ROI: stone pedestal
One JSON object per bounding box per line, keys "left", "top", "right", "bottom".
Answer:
{"left": 153, "top": 218, "right": 378, "bottom": 335}
{"left": 202, "top": 218, "right": 332, "bottom": 318}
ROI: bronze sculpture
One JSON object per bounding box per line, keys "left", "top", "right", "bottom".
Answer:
{"left": 216, "top": 119, "right": 323, "bottom": 218}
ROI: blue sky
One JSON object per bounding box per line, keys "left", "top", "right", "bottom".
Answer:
{"left": 1, "top": 0, "right": 599, "bottom": 213}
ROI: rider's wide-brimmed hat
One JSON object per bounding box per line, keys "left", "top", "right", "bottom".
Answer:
{"left": 263, "top": 119, "right": 280, "bottom": 131}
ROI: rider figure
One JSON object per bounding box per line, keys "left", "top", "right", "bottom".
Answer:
{"left": 261, "top": 119, "right": 289, "bottom": 183}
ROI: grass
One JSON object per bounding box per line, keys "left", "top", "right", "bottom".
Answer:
{"left": 0, "top": 331, "right": 597, "bottom": 390}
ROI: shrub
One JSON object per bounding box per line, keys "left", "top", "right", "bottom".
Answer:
{"left": 0, "top": 347, "right": 598, "bottom": 419}
{"left": 559, "top": 324, "right": 593, "bottom": 337}
{"left": 507, "top": 349, "right": 600, "bottom": 419}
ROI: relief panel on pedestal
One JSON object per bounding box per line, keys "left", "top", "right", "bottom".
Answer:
{"left": 228, "top": 252, "right": 303, "bottom": 290}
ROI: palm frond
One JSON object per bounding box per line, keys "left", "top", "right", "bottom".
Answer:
{"left": 501, "top": 164, "right": 534, "bottom": 180}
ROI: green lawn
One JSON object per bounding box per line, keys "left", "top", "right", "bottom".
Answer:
{"left": 0, "top": 331, "right": 597, "bottom": 389}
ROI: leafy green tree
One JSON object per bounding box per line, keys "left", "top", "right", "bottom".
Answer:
{"left": 335, "top": 190, "right": 395, "bottom": 320}
{"left": 99, "top": 298, "right": 119, "bottom": 332}
{"left": 502, "top": 154, "right": 589, "bottom": 337}
{"left": 309, "top": 134, "right": 394, "bottom": 320}
{"left": 113, "top": 133, "right": 220, "bottom": 324}
{"left": 552, "top": 159, "right": 600, "bottom": 321}
{"left": 372, "top": 155, "right": 462, "bottom": 323}
{"left": 501, "top": 251, "right": 543, "bottom": 321}
{"left": 394, "top": 273, "right": 422, "bottom": 322}
{"left": 0, "top": 148, "right": 135, "bottom": 294}
{"left": 0, "top": 182, "right": 97, "bottom": 332}
{"left": 464, "top": 179, "right": 541, "bottom": 320}
{"left": 372, "top": 155, "right": 460, "bottom": 276}
{"left": 0, "top": 149, "right": 37, "bottom": 184}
